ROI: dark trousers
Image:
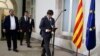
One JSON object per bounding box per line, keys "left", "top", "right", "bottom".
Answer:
{"left": 6, "top": 30, "right": 17, "bottom": 50}
{"left": 1, "top": 29, "right": 6, "bottom": 40}
{"left": 27, "top": 31, "right": 32, "bottom": 46}
{"left": 17, "top": 32, "right": 20, "bottom": 40}
{"left": 41, "top": 39, "right": 44, "bottom": 47}
{"left": 20, "top": 31, "right": 31, "bottom": 46}
{"left": 42, "top": 36, "right": 51, "bottom": 56}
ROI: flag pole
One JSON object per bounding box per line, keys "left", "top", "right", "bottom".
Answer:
{"left": 88, "top": 50, "right": 90, "bottom": 56}
{"left": 76, "top": 48, "right": 78, "bottom": 56}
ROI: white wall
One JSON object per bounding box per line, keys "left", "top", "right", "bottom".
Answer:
{"left": 35, "top": 0, "right": 56, "bottom": 34}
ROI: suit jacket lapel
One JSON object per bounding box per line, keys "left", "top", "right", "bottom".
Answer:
{"left": 46, "top": 16, "right": 52, "bottom": 27}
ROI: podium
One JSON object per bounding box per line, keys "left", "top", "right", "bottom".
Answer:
{"left": 52, "top": 28, "right": 57, "bottom": 56}
{"left": 51, "top": 9, "right": 66, "bottom": 56}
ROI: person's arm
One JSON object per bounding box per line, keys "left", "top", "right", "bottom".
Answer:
{"left": 3, "top": 16, "right": 7, "bottom": 32}
{"left": 51, "top": 18, "right": 56, "bottom": 34}
{"left": 32, "top": 19, "right": 35, "bottom": 28}
{"left": 19, "top": 17, "right": 23, "bottom": 32}
{"left": 52, "top": 18, "right": 55, "bottom": 28}
{"left": 39, "top": 18, "right": 51, "bottom": 32}
{"left": 31, "top": 19, "right": 35, "bottom": 32}
{"left": 39, "top": 18, "right": 46, "bottom": 31}
{"left": 16, "top": 16, "right": 19, "bottom": 31}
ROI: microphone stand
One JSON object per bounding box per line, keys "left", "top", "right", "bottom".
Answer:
{"left": 52, "top": 9, "right": 66, "bottom": 56}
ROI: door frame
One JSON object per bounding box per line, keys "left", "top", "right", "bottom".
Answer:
{"left": 0, "top": 8, "right": 4, "bottom": 39}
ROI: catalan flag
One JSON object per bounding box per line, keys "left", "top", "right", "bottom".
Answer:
{"left": 72, "top": 0, "right": 83, "bottom": 49}
{"left": 86, "top": 0, "right": 96, "bottom": 51}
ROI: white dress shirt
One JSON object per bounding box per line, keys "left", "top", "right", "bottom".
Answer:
{"left": 29, "top": 19, "right": 32, "bottom": 23}
{"left": 24, "top": 16, "right": 27, "bottom": 21}
{"left": 10, "top": 16, "right": 16, "bottom": 30}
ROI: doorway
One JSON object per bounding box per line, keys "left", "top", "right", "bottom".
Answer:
{"left": 0, "top": 9, "right": 3, "bottom": 39}
{"left": 0, "top": 9, "right": 11, "bottom": 40}
{"left": 0, "top": 0, "right": 17, "bottom": 39}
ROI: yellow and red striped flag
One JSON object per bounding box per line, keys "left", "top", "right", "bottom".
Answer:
{"left": 72, "top": 0, "right": 83, "bottom": 49}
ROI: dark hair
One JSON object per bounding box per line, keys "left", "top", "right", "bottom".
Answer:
{"left": 47, "top": 10, "right": 54, "bottom": 15}
{"left": 9, "top": 9, "right": 14, "bottom": 13}
{"left": 24, "top": 11, "right": 29, "bottom": 13}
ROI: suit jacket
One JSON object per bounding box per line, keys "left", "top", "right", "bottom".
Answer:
{"left": 19, "top": 17, "right": 30, "bottom": 32}
{"left": 39, "top": 16, "right": 55, "bottom": 37}
{"left": 29, "top": 19, "right": 35, "bottom": 30}
{"left": 3, "top": 15, "right": 19, "bottom": 31}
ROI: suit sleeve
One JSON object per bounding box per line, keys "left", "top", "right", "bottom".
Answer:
{"left": 53, "top": 19, "right": 55, "bottom": 27}
{"left": 32, "top": 19, "right": 35, "bottom": 28}
{"left": 39, "top": 18, "right": 46, "bottom": 31}
{"left": 51, "top": 18, "right": 55, "bottom": 28}
{"left": 16, "top": 17, "right": 19, "bottom": 30}
{"left": 19, "top": 17, "right": 23, "bottom": 29}
{"left": 3, "top": 16, "right": 7, "bottom": 29}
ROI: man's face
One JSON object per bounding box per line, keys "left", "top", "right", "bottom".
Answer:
{"left": 24, "top": 12, "right": 28, "bottom": 16}
{"left": 48, "top": 15, "right": 53, "bottom": 18}
{"left": 29, "top": 14, "right": 32, "bottom": 18}
{"left": 9, "top": 10, "right": 14, "bottom": 16}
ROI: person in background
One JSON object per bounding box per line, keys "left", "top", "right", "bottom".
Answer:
{"left": 39, "top": 10, "right": 55, "bottom": 56}
{"left": 3, "top": 9, "right": 19, "bottom": 52}
{"left": 27, "top": 14, "right": 35, "bottom": 46}
{"left": 19, "top": 11, "right": 32, "bottom": 48}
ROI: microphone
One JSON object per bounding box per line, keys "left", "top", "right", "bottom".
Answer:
{"left": 52, "top": 9, "right": 66, "bottom": 56}
{"left": 55, "top": 9, "right": 66, "bottom": 22}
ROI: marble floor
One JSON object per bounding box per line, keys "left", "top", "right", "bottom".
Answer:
{"left": 0, "top": 39, "right": 86, "bottom": 56}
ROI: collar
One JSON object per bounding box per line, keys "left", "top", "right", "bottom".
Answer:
{"left": 10, "top": 15, "right": 14, "bottom": 17}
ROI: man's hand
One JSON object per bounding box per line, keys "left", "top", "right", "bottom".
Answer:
{"left": 46, "top": 29, "right": 51, "bottom": 32}
{"left": 52, "top": 32, "right": 54, "bottom": 34}
{"left": 3, "top": 29, "right": 6, "bottom": 32}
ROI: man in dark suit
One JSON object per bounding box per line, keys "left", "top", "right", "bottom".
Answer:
{"left": 19, "top": 11, "right": 32, "bottom": 48}
{"left": 39, "top": 10, "right": 55, "bottom": 56}
{"left": 27, "top": 14, "right": 35, "bottom": 46}
{"left": 3, "top": 9, "right": 19, "bottom": 52}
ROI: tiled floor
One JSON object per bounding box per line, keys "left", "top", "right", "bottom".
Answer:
{"left": 0, "top": 39, "right": 85, "bottom": 56}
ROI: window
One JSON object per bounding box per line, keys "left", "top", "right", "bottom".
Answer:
{"left": 62, "top": 0, "right": 72, "bottom": 36}
{"left": 62, "top": 0, "right": 70, "bottom": 32}
{"left": 62, "top": 0, "right": 78, "bottom": 36}
{"left": 71, "top": 0, "right": 78, "bottom": 32}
